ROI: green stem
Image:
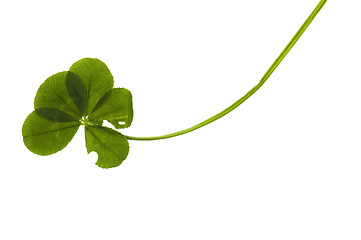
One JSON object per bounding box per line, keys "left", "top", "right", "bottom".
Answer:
{"left": 124, "top": 0, "right": 327, "bottom": 141}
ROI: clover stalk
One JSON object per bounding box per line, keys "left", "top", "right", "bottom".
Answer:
{"left": 124, "top": 0, "right": 327, "bottom": 141}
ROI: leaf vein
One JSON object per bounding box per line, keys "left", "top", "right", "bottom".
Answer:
{"left": 53, "top": 92, "right": 79, "bottom": 117}
{"left": 23, "top": 124, "right": 79, "bottom": 137}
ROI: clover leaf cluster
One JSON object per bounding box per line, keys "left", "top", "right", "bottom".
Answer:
{"left": 22, "top": 58, "right": 133, "bottom": 168}
{"left": 21, "top": 1, "right": 327, "bottom": 170}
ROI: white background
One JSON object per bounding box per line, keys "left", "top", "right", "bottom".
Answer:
{"left": 1, "top": 0, "right": 360, "bottom": 239}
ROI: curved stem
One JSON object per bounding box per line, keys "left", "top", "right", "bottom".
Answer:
{"left": 124, "top": 0, "right": 327, "bottom": 141}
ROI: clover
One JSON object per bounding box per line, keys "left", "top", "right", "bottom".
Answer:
{"left": 22, "top": 0, "right": 327, "bottom": 169}
{"left": 22, "top": 58, "right": 133, "bottom": 168}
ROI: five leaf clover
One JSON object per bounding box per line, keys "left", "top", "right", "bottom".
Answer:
{"left": 21, "top": 1, "right": 327, "bottom": 170}
{"left": 22, "top": 58, "right": 133, "bottom": 168}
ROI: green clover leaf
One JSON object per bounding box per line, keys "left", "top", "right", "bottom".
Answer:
{"left": 22, "top": 111, "right": 80, "bottom": 156}
{"left": 69, "top": 58, "right": 114, "bottom": 116}
{"left": 34, "top": 71, "right": 83, "bottom": 119}
{"left": 89, "top": 88, "right": 133, "bottom": 129}
{"left": 22, "top": 58, "right": 133, "bottom": 168}
{"left": 85, "top": 126, "right": 129, "bottom": 169}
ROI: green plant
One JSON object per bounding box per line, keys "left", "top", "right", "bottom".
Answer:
{"left": 22, "top": 0, "right": 327, "bottom": 168}
{"left": 22, "top": 59, "right": 133, "bottom": 168}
